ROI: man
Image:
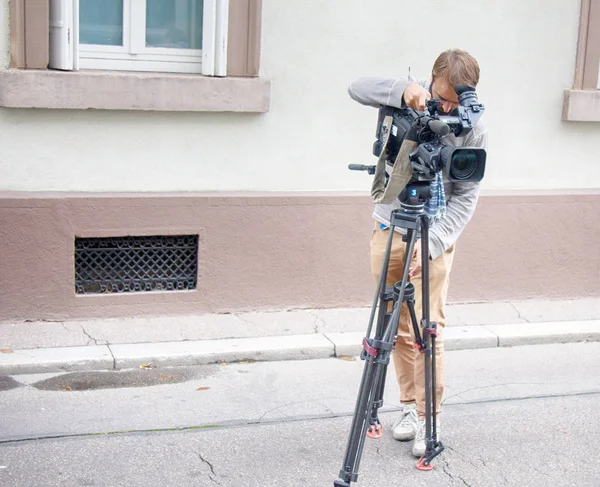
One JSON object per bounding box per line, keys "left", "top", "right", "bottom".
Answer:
{"left": 348, "top": 49, "right": 488, "bottom": 458}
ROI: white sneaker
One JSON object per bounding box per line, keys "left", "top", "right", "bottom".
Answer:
{"left": 412, "top": 419, "right": 441, "bottom": 458}
{"left": 391, "top": 404, "right": 418, "bottom": 441}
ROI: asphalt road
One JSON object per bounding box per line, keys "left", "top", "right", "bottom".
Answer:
{"left": 1, "top": 342, "right": 599, "bottom": 487}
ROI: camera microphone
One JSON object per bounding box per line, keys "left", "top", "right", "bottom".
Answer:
{"left": 427, "top": 120, "right": 450, "bottom": 136}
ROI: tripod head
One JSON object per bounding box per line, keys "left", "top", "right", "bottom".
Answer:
{"left": 398, "top": 181, "right": 432, "bottom": 206}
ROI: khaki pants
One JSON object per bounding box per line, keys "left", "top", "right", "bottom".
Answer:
{"left": 370, "top": 222, "right": 455, "bottom": 419}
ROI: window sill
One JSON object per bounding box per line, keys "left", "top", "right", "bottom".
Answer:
{"left": 0, "top": 69, "right": 271, "bottom": 113}
{"left": 562, "top": 89, "right": 600, "bottom": 121}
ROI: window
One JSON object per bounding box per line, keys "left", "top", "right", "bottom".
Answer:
{"left": 573, "top": 0, "right": 600, "bottom": 91}
{"left": 3, "top": 0, "right": 269, "bottom": 113}
{"left": 563, "top": 0, "right": 600, "bottom": 121}
{"left": 49, "top": 0, "right": 229, "bottom": 75}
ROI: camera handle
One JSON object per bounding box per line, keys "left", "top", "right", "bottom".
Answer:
{"left": 334, "top": 187, "right": 443, "bottom": 487}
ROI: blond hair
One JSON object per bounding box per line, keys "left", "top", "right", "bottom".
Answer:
{"left": 432, "top": 49, "right": 480, "bottom": 88}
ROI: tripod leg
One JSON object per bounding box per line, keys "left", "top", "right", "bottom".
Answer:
{"left": 335, "top": 226, "right": 419, "bottom": 486}
{"left": 366, "top": 304, "right": 391, "bottom": 439}
{"left": 335, "top": 226, "right": 398, "bottom": 485}
{"left": 366, "top": 225, "right": 400, "bottom": 440}
{"left": 365, "top": 222, "right": 396, "bottom": 339}
{"left": 366, "top": 226, "right": 421, "bottom": 439}
{"left": 404, "top": 284, "right": 424, "bottom": 353}
{"left": 366, "top": 366, "right": 386, "bottom": 439}
{"left": 432, "top": 331, "right": 439, "bottom": 443}
{"left": 415, "top": 215, "right": 444, "bottom": 471}
{"left": 366, "top": 277, "right": 404, "bottom": 439}
{"left": 336, "top": 297, "right": 401, "bottom": 485}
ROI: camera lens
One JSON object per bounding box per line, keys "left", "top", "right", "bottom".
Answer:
{"left": 450, "top": 150, "right": 478, "bottom": 180}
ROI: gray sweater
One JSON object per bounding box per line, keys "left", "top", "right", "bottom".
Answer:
{"left": 348, "top": 77, "right": 488, "bottom": 260}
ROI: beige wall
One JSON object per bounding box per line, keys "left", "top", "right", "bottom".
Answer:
{"left": 1, "top": 191, "right": 598, "bottom": 323}
{"left": 0, "top": 0, "right": 598, "bottom": 193}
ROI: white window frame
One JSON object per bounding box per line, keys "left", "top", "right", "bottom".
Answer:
{"left": 50, "top": 0, "right": 228, "bottom": 76}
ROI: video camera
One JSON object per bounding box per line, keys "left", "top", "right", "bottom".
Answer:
{"left": 373, "top": 84, "right": 486, "bottom": 184}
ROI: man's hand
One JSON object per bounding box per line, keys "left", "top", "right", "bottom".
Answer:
{"left": 403, "top": 82, "right": 431, "bottom": 111}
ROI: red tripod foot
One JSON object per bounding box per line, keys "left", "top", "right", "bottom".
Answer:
{"left": 415, "top": 457, "right": 433, "bottom": 471}
{"left": 366, "top": 424, "right": 383, "bottom": 438}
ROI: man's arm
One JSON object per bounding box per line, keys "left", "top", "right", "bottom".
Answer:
{"left": 428, "top": 130, "right": 488, "bottom": 260}
{"left": 348, "top": 77, "right": 429, "bottom": 109}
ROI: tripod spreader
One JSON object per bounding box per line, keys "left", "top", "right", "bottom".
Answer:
{"left": 361, "top": 337, "right": 393, "bottom": 361}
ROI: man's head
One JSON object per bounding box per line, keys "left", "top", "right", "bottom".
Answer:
{"left": 430, "top": 49, "right": 480, "bottom": 114}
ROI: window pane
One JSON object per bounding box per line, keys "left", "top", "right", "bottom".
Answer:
{"left": 146, "top": 0, "right": 203, "bottom": 49}
{"left": 79, "top": 0, "right": 124, "bottom": 46}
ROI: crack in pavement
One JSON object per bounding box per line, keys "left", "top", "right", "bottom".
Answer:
{"left": 459, "top": 477, "right": 473, "bottom": 487}
{"left": 80, "top": 326, "right": 108, "bottom": 347}
{"left": 233, "top": 312, "right": 282, "bottom": 338}
{"left": 444, "top": 448, "right": 476, "bottom": 487}
{"left": 446, "top": 445, "right": 480, "bottom": 470}
{"left": 510, "top": 303, "right": 531, "bottom": 323}
{"left": 258, "top": 400, "right": 335, "bottom": 421}
{"left": 442, "top": 456, "right": 454, "bottom": 480}
{"left": 233, "top": 314, "right": 256, "bottom": 329}
{"left": 106, "top": 344, "right": 117, "bottom": 369}
{"left": 447, "top": 445, "right": 509, "bottom": 486}
{"left": 24, "top": 319, "right": 62, "bottom": 323}
{"left": 322, "top": 334, "right": 337, "bottom": 356}
{"left": 442, "top": 382, "right": 547, "bottom": 404}
{"left": 442, "top": 452, "right": 475, "bottom": 487}
{"left": 198, "top": 452, "right": 220, "bottom": 484}
{"left": 79, "top": 325, "right": 115, "bottom": 368}
{"left": 307, "top": 311, "right": 327, "bottom": 334}
{"left": 532, "top": 466, "right": 553, "bottom": 479}
{"left": 482, "top": 324, "right": 500, "bottom": 347}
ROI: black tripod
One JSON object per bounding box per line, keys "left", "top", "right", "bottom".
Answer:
{"left": 334, "top": 182, "right": 443, "bottom": 487}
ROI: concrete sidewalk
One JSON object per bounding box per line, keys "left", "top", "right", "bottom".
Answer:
{"left": 1, "top": 297, "right": 599, "bottom": 375}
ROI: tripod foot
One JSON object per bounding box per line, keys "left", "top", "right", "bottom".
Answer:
{"left": 333, "top": 481, "right": 351, "bottom": 487}
{"left": 415, "top": 458, "right": 434, "bottom": 471}
{"left": 366, "top": 424, "right": 383, "bottom": 439}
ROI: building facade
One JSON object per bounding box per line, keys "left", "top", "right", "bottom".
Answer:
{"left": 0, "top": 0, "right": 599, "bottom": 322}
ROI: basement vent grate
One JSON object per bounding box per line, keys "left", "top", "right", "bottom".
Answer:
{"left": 75, "top": 235, "right": 198, "bottom": 295}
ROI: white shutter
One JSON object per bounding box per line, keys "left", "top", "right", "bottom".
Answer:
{"left": 202, "top": 0, "right": 217, "bottom": 75}
{"left": 49, "top": 0, "right": 79, "bottom": 71}
{"left": 73, "top": 0, "right": 79, "bottom": 70}
{"left": 202, "top": 0, "right": 228, "bottom": 76}
{"left": 214, "top": 0, "right": 229, "bottom": 77}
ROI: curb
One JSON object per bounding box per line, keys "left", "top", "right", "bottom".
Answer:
{"left": 0, "top": 346, "right": 115, "bottom": 375}
{"left": 1, "top": 321, "right": 600, "bottom": 375}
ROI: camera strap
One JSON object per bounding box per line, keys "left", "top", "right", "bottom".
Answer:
{"left": 371, "top": 115, "right": 418, "bottom": 205}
